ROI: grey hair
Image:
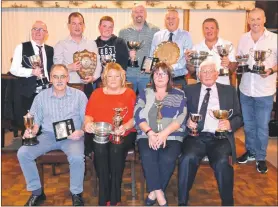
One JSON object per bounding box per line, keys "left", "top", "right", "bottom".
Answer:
{"left": 198, "top": 59, "right": 217, "bottom": 73}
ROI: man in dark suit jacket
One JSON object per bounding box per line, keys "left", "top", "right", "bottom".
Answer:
{"left": 178, "top": 59, "right": 243, "bottom": 206}
{"left": 10, "top": 20, "right": 54, "bottom": 131}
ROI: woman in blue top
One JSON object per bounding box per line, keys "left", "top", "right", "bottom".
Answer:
{"left": 134, "top": 62, "right": 187, "bottom": 206}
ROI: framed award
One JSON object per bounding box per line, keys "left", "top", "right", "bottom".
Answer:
{"left": 141, "top": 56, "right": 159, "bottom": 73}
{"left": 53, "top": 119, "right": 75, "bottom": 141}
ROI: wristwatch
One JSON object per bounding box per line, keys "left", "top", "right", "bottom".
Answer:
{"left": 269, "top": 68, "right": 274, "bottom": 75}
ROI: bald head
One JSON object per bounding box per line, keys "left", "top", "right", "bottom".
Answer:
{"left": 31, "top": 20, "right": 48, "bottom": 45}
{"left": 131, "top": 4, "right": 147, "bottom": 26}
{"left": 248, "top": 7, "right": 266, "bottom": 34}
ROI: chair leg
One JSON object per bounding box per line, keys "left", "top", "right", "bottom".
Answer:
{"left": 131, "top": 160, "right": 136, "bottom": 200}
{"left": 52, "top": 164, "right": 56, "bottom": 176}
{"left": 38, "top": 163, "right": 44, "bottom": 191}
{"left": 140, "top": 165, "right": 145, "bottom": 202}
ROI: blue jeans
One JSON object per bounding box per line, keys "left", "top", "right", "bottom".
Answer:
{"left": 138, "top": 139, "right": 182, "bottom": 192}
{"left": 240, "top": 91, "right": 273, "bottom": 160}
{"left": 126, "top": 67, "right": 150, "bottom": 93}
{"left": 17, "top": 132, "right": 85, "bottom": 194}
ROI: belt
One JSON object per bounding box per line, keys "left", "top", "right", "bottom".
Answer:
{"left": 173, "top": 75, "right": 185, "bottom": 81}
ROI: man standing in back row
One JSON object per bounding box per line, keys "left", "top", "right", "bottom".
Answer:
{"left": 119, "top": 4, "right": 159, "bottom": 93}
{"left": 237, "top": 8, "right": 277, "bottom": 174}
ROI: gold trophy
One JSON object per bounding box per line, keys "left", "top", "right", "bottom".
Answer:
{"left": 209, "top": 109, "right": 233, "bottom": 139}
{"left": 23, "top": 55, "right": 49, "bottom": 89}
{"left": 127, "top": 41, "right": 144, "bottom": 67}
{"left": 187, "top": 113, "right": 203, "bottom": 136}
{"left": 214, "top": 44, "right": 233, "bottom": 76}
{"left": 22, "top": 112, "right": 39, "bottom": 146}
{"left": 112, "top": 107, "right": 128, "bottom": 144}
{"left": 154, "top": 101, "right": 164, "bottom": 148}
{"left": 249, "top": 49, "right": 272, "bottom": 74}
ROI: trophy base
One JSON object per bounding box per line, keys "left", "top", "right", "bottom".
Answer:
{"left": 128, "top": 59, "right": 139, "bottom": 68}
{"left": 214, "top": 131, "right": 228, "bottom": 139}
{"left": 252, "top": 65, "right": 265, "bottom": 74}
{"left": 187, "top": 127, "right": 200, "bottom": 137}
{"left": 37, "top": 77, "right": 50, "bottom": 89}
{"left": 237, "top": 65, "right": 250, "bottom": 74}
{"left": 22, "top": 137, "right": 39, "bottom": 146}
{"left": 111, "top": 136, "right": 123, "bottom": 145}
{"left": 93, "top": 136, "right": 110, "bottom": 144}
{"left": 219, "top": 68, "right": 229, "bottom": 76}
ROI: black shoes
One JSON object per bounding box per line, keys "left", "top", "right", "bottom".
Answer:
{"left": 72, "top": 193, "right": 84, "bottom": 206}
{"left": 145, "top": 196, "right": 156, "bottom": 206}
{"left": 256, "top": 161, "right": 268, "bottom": 174}
{"left": 178, "top": 203, "right": 187, "bottom": 206}
{"left": 24, "top": 192, "right": 46, "bottom": 206}
{"left": 237, "top": 151, "right": 255, "bottom": 164}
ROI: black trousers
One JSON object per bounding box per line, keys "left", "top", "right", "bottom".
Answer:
{"left": 92, "top": 132, "right": 136, "bottom": 206}
{"left": 138, "top": 139, "right": 182, "bottom": 193}
{"left": 178, "top": 135, "right": 234, "bottom": 206}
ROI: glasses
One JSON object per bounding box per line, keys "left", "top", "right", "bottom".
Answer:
{"left": 154, "top": 72, "right": 168, "bottom": 78}
{"left": 32, "top": 27, "right": 47, "bottom": 32}
{"left": 52, "top": 75, "right": 68, "bottom": 80}
{"left": 200, "top": 69, "right": 216, "bottom": 75}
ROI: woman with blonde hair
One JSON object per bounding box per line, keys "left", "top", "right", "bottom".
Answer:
{"left": 84, "top": 62, "right": 136, "bottom": 206}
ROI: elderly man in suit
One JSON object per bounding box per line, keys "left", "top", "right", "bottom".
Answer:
{"left": 178, "top": 60, "right": 243, "bottom": 206}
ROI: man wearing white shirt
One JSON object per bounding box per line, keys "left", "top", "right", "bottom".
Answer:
{"left": 150, "top": 9, "right": 193, "bottom": 91}
{"left": 178, "top": 60, "right": 243, "bottom": 206}
{"left": 186, "top": 18, "right": 237, "bottom": 85}
{"left": 10, "top": 20, "right": 54, "bottom": 123}
{"left": 54, "top": 12, "right": 101, "bottom": 97}
{"left": 236, "top": 8, "right": 277, "bottom": 174}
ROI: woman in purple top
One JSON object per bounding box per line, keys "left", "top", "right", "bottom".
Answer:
{"left": 134, "top": 62, "right": 187, "bottom": 206}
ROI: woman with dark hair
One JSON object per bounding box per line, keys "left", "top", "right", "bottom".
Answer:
{"left": 134, "top": 62, "right": 187, "bottom": 206}
{"left": 84, "top": 62, "right": 136, "bottom": 206}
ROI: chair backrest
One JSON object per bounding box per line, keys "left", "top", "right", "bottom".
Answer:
{"left": 68, "top": 83, "right": 84, "bottom": 92}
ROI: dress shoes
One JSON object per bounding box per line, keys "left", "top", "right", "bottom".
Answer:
{"left": 145, "top": 196, "right": 156, "bottom": 206}
{"left": 24, "top": 192, "right": 46, "bottom": 206}
{"left": 72, "top": 193, "right": 84, "bottom": 206}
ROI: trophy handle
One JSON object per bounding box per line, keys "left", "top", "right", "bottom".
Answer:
{"left": 228, "top": 44, "right": 233, "bottom": 53}
{"left": 208, "top": 109, "right": 216, "bottom": 120}
{"left": 265, "top": 49, "right": 272, "bottom": 59}
{"left": 228, "top": 109, "right": 233, "bottom": 119}
{"left": 249, "top": 48, "right": 255, "bottom": 58}
{"left": 122, "top": 107, "right": 129, "bottom": 119}
{"left": 22, "top": 55, "right": 33, "bottom": 68}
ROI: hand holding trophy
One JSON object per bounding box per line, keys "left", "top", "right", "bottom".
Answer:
{"left": 112, "top": 107, "right": 128, "bottom": 144}
{"left": 127, "top": 41, "right": 144, "bottom": 67}
{"left": 187, "top": 113, "right": 203, "bottom": 136}
{"left": 22, "top": 111, "right": 39, "bottom": 146}
{"left": 214, "top": 44, "right": 233, "bottom": 76}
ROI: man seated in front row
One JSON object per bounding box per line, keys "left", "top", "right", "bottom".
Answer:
{"left": 178, "top": 60, "right": 243, "bottom": 206}
{"left": 17, "top": 64, "right": 88, "bottom": 206}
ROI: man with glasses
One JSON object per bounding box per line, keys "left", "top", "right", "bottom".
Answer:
{"left": 54, "top": 12, "right": 101, "bottom": 97}
{"left": 10, "top": 20, "right": 54, "bottom": 134}
{"left": 150, "top": 9, "right": 193, "bottom": 91}
{"left": 17, "top": 64, "right": 88, "bottom": 206}
{"left": 178, "top": 60, "right": 243, "bottom": 206}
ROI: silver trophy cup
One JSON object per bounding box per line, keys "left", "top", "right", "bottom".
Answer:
{"left": 23, "top": 55, "right": 49, "bottom": 89}
{"left": 91, "top": 122, "right": 113, "bottom": 144}
{"left": 187, "top": 113, "right": 203, "bottom": 136}
{"left": 249, "top": 49, "right": 272, "bottom": 74}
{"left": 214, "top": 44, "right": 233, "bottom": 76}
{"left": 236, "top": 54, "right": 250, "bottom": 74}
{"left": 101, "top": 54, "right": 115, "bottom": 67}
{"left": 127, "top": 41, "right": 144, "bottom": 67}
{"left": 112, "top": 107, "right": 128, "bottom": 144}
{"left": 22, "top": 112, "right": 39, "bottom": 146}
{"left": 188, "top": 51, "right": 210, "bottom": 68}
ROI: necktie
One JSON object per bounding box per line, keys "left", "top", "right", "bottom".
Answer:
{"left": 36, "top": 45, "right": 45, "bottom": 76}
{"left": 168, "top": 32, "right": 173, "bottom": 42}
{"left": 199, "top": 88, "right": 211, "bottom": 131}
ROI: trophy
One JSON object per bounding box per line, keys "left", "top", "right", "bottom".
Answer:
{"left": 235, "top": 54, "right": 250, "bottom": 74}
{"left": 188, "top": 50, "right": 210, "bottom": 69}
{"left": 112, "top": 107, "right": 128, "bottom": 144}
{"left": 23, "top": 55, "right": 49, "bottom": 89}
{"left": 22, "top": 112, "right": 39, "bottom": 146}
{"left": 209, "top": 109, "right": 233, "bottom": 139}
{"left": 127, "top": 41, "right": 144, "bottom": 67}
{"left": 214, "top": 44, "right": 233, "bottom": 76}
{"left": 249, "top": 49, "right": 272, "bottom": 74}
{"left": 91, "top": 122, "right": 113, "bottom": 144}
{"left": 154, "top": 101, "right": 164, "bottom": 148}
{"left": 101, "top": 54, "right": 114, "bottom": 67}
{"left": 187, "top": 113, "right": 202, "bottom": 136}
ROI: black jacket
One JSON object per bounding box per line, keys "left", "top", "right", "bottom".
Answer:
{"left": 95, "top": 35, "right": 129, "bottom": 70}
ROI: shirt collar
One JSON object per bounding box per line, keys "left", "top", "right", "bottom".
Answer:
{"left": 201, "top": 83, "right": 217, "bottom": 92}
{"left": 167, "top": 28, "right": 179, "bottom": 36}
{"left": 247, "top": 27, "right": 270, "bottom": 39}
{"left": 31, "top": 40, "right": 45, "bottom": 48}
{"left": 129, "top": 21, "right": 149, "bottom": 31}
{"left": 49, "top": 85, "right": 72, "bottom": 98}
{"left": 67, "top": 35, "right": 87, "bottom": 43}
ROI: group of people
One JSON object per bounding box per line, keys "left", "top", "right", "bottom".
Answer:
{"left": 9, "top": 3, "right": 277, "bottom": 207}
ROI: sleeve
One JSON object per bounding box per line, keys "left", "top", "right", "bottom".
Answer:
{"left": 79, "top": 92, "right": 88, "bottom": 125}
{"left": 118, "top": 29, "right": 125, "bottom": 40}
{"left": 9, "top": 44, "right": 33, "bottom": 77}
{"left": 92, "top": 41, "right": 102, "bottom": 80}
{"left": 30, "top": 95, "right": 43, "bottom": 126}
{"left": 171, "top": 32, "right": 193, "bottom": 73}
{"left": 134, "top": 90, "right": 147, "bottom": 125}
{"left": 53, "top": 41, "right": 64, "bottom": 64}
{"left": 116, "top": 39, "right": 129, "bottom": 70}
{"left": 228, "top": 41, "right": 236, "bottom": 62}
{"left": 173, "top": 91, "right": 187, "bottom": 126}
{"left": 149, "top": 32, "right": 159, "bottom": 57}
{"left": 229, "top": 87, "right": 243, "bottom": 132}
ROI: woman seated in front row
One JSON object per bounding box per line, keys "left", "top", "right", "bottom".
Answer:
{"left": 134, "top": 62, "right": 187, "bottom": 206}
{"left": 84, "top": 63, "right": 136, "bottom": 206}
